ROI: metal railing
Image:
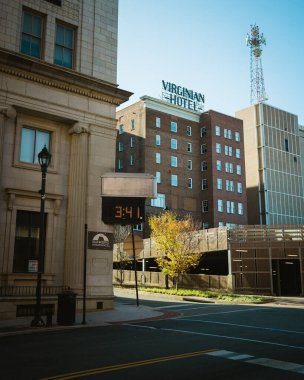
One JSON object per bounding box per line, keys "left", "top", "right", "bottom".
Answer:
{"left": 0, "top": 285, "right": 69, "bottom": 297}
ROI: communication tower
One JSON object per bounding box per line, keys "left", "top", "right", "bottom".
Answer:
{"left": 246, "top": 24, "right": 268, "bottom": 104}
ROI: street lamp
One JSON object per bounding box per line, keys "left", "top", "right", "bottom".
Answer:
{"left": 31, "top": 146, "right": 51, "bottom": 327}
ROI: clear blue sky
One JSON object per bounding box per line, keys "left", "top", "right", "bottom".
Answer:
{"left": 117, "top": 0, "right": 304, "bottom": 124}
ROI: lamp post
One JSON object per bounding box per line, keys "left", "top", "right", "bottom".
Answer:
{"left": 31, "top": 146, "right": 51, "bottom": 327}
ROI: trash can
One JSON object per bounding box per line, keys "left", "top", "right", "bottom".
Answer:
{"left": 57, "top": 290, "right": 76, "bottom": 325}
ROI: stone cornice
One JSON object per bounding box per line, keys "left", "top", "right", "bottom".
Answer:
{"left": 0, "top": 48, "right": 132, "bottom": 106}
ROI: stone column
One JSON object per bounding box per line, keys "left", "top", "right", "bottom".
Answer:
{"left": 0, "top": 106, "right": 16, "bottom": 181}
{"left": 64, "top": 123, "right": 89, "bottom": 291}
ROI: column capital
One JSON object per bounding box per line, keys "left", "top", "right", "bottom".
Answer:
{"left": 0, "top": 106, "right": 17, "bottom": 119}
{"left": 69, "top": 122, "right": 89, "bottom": 135}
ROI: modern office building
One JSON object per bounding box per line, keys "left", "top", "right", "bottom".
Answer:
{"left": 236, "top": 103, "right": 304, "bottom": 225}
{"left": 116, "top": 96, "right": 248, "bottom": 233}
{"left": 0, "top": 0, "right": 131, "bottom": 319}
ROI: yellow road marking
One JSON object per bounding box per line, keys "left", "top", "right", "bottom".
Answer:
{"left": 40, "top": 348, "right": 218, "bottom": 380}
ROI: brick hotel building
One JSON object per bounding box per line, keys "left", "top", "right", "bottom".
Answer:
{"left": 116, "top": 96, "right": 248, "bottom": 233}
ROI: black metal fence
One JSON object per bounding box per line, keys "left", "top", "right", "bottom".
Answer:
{"left": 0, "top": 285, "right": 69, "bottom": 297}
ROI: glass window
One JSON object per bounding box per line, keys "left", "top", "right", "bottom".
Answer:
{"left": 156, "top": 171, "right": 161, "bottom": 183}
{"left": 118, "top": 142, "right": 124, "bottom": 152}
{"left": 236, "top": 148, "right": 240, "bottom": 158}
{"left": 21, "top": 10, "right": 43, "bottom": 59}
{"left": 54, "top": 22, "right": 75, "bottom": 68}
{"left": 130, "top": 155, "right": 134, "bottom": 166}
{"left": 119, "top": 124, "right": 124, "bottom": 134}
{"left": 187, "top": 160, "right": 192, "bottom": 170}
{"left": 133, "top": 224, "right": 143, "bottom": 231}
{"left": 284, "top": 139, "right": 289, "bottom": 152}
{"left": 187, "top": 142, "right": 192, "bottom": 153}
{"left": 225, "top": 145, "right": 229, "bottom": 155}
{"left": 130, "top": 137, "right": 135, "bottom": 148}
{"left": 202, "top": 179, "right": 208, "bottom": 190}
{"left": 235, "top": 132, "right": 240, "bottom": 142}
{"left": 156, "top": 117, "right": 161, "bottom": 128}
{"left": 228, "top": 130, "right": 232, "bottom": 139}
{"left": 229, "top": 146, "right": 233, "bottom": 156}
{"left": 187, "top": 126, "right": 192, "bottom": 136}
{"left": 238, "top": 203, "right": 244, "bottom": 215}
{"left": 217, "top": 178, "right": 222, "bottom": 190}
{"left": 230, "top": 163, "right": 233, "bottom": 173}
{"left": 171, "top": 121, "right": 177, "bottom": 132}
{"left": 171, "top": 156, "right": 177, "bottom": 167}
{"left": 118, "top": 159, "right": 123, "bottom": 169}
{"left": 201, "top": 144, "right": 207, "bottom": 154}
{"left": 202, "top": 200, "right": 208, "bottom": 213}
{"left": 202, "top": 222, "right": 209, "bottom": 229}
{"left": 171, "top": 174, "right": 178, "bottom": 186}
{"left": 151, "top": 193, "right": 166, "bottom": 208}
{"left": 218, "top": 199, "right": 223, "bottom": 212}
{"left": 156, "top": 152, "right": 161, "bottom": 164}
{"left": 201, "top": 127, "right": 206, "bottom": 137}
{"left": 218, "top": 221, "right": 224, "bottom": 227}
{"left": 215, "top": 125, "right": 221, "bottom": 136}
{"left": 188, "top": 178, "right": 192, "bottom": 189}
{"left": 171, "top": 138, "right": 177, "bottom": 149}
{"left": 201, "top": 161, "right": 208, "bottom": 171}
{"left": 237, "top": 182, "right": 242, "bottom": 193}
{"left": 216, "top": 160, "right": 221, "bottom": 171}
{"left": 216, "top": 143, "right": 221, "bottom": 154}
{"left": 156, "top": 134, "right": 161, "bottom": 145}
{"left": 227, "top": 200, "right": 231, "bottom": 214}
{"left": 131, "top": 119, "right": 135, "bottom": 130}
{"left": 13, "top": 210, "right": 45, "bottom": 273}
{"left": 236, "top": 164, "right": 241, "bottom": 175}
{"left": 20, "top": 127, "right": 50, "bottom": 164}
{"left": 224, "top": 129, "right": 228, "bottom": 138}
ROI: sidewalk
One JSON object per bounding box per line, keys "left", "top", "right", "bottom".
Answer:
{"left": 0, "top": 289, "right": 303, "bottom": 337}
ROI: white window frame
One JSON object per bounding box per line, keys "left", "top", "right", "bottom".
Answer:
{"left": 171, "top": 121, "right": 177, "bottom": 132}
{"left": 171, "top": 138, "right": 177, "bottom": 150}
{"left": 156, "top": 171, "right": 161, "bottom": 183}
{"left": 217, "top": 178, "right": 222, "bottom": 190}
{"left": 156, "top": 117, "right": 161, "bottom": 128}
{"left": 218, "top": 199, "right": 223, "bottom": 212}
{"left": 236, "top": 148, "right": 241, "bottom": 158}
{"left": 187, "top": 142, "right": 192, "bottom": 153}
{"left": 171, "top": 174, "right": 178, "bottom": 187}
{"left": 156, "top": 152, "right": 161, "bottom": 164}
{"left": 201, "top": 161, "right": 207, "bottom": 171}
{"left": 187, "top": 159, "right": 192, "bottom": 170}
{"left": 187, "top": 126, "right": 192, "bottom": 136}
{"left": 188, "top": 178, "right": 193, "bottom": 189}
{"left": 216, "top": 143, "right": 221, "bottom": 154}
{"left": 202, "top": 200, "right": 208, "bottom": 213}
{"left": 215, "top": 125, "right": 221, "bottom": 136}
{"left": 237, "top": 182, "right": 242, "bottom": 193}
{"left": 216, "top": 160, "right": 221, "bottom": 171}
{"left": 171, "top": 156, "right": 178, "bottom": 167}
{"left": 236, "top": 164, "right": 241, "bottom": 175}
{"left": 235, "top": 131, "right": 240, "bottom": 142}
{"left": 156, "top": 134, "right": 161, "bottom": 146}
{"left": 151, "top": 193, "right": 166, "bottom": 208}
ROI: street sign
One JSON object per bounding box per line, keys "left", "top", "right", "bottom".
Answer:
{"left": 123, "top": 233, "right": 143, "bottom": 257}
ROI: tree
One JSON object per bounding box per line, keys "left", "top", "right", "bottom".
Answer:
{"left": 113, "top": 225, "right": 132, "bottom": 285}
{"left": 149, "top": 211, "right": 201, "bottom": 290}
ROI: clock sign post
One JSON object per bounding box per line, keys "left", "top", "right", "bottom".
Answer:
{"left": 101, "top": 173, "right": 157, "bottom": 306}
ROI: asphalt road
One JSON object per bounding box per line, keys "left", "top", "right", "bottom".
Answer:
{"left": 1, "top": 293, "right": 304, "bottom": 379}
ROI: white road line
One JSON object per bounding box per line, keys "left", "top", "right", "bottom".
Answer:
{"left": 178, "top": 318, "right": 304, "bottom": 335}
{"left": 206, "top": 350, "right": 304, "bottom": 375}
{"left": 127, "top": 324, "right": 304, "bottom": 350}
{"left": 246, "top": 358, "right": 304, "bottom": 374}
{"left": 175, "top": 306, "right": 270, "bottom": 318}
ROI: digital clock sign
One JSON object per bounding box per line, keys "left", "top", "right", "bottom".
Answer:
{"left": 102, "top": 197, "right": 145, "bottom": 225}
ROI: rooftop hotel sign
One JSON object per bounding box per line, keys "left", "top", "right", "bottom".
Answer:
{"left": 161, "top": 80, "right": 204, "bottom": 112}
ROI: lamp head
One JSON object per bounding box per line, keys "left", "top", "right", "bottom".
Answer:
{"left": 38, "top": 146, "right": 51, "bottom": 172}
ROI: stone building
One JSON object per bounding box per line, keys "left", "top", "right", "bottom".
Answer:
{"left": 0, "top": 0, "right": 131, "bottom": 319}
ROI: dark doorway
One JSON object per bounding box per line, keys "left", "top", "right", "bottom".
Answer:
{"left": 272, "top": 259, "right": 301, "bottom": 296}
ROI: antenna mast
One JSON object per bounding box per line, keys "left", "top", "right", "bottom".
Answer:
{"left": 246, "top": 24, "right": 268, "bottom": 104}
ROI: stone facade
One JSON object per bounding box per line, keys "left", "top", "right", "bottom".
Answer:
{"left": 0, "top": 0, "right": 131, "bottom": 319}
